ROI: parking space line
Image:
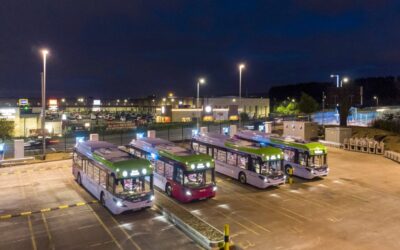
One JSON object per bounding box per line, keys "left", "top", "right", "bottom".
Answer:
{"left": 110, "top": 216, "right": 142, "bottom": 250}
{"left": 27, "top": 216, "right": 38, "bottom": 250}
{"left": 41, "top": 212, "right": 55, "bottom": 250}
{"left": 87, "top": 205, "right": 123, "bottom": 250}
{"left": 0, "top": 200, "right": 99, "bottom": 220}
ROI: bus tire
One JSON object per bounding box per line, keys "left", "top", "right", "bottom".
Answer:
{"left": 77, "top": 173, "right": 82, "bottom": 186}
{"left": 239, "top": 172, "right": 246, "bottom": 184}
{"left": 285, "top": 165, "right": 293, "bottom": 176}
{"left": 165, "top": 184, "right": 172, "bottom": 197}
{"left": 100, "top": 192, "right": 106, "bottom": 207}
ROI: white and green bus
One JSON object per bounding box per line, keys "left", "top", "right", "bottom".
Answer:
{"left": 192, "top": 132, "right": 285, "bottom": 188}
{"left": 73, "top": 140, "right": 154, "bottom": 214}
{"left": 235, "top": 130, "right": 329, "bottom": 179}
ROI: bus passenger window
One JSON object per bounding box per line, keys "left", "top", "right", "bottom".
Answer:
{"left": 213, "top": 149, "right": 218, "bottom": 159}
{"left": 87, "top": 162, "right": 94, "bottom": 179}
{"left": 165, "top": 163, "right": 173, "bottom": 180}
{"left": 107, "top": 175, "right": 114, "bottom": 193}
{"left": 156, "top": 160, "right": 165, "bottom": 176}
{"left": 238, "top": 156, "right": 248, "bottom": 169}
{"left": 93, "top": 166, "right": 100, "bottom": 184}
{"left": 284, "top": 149, "right": 295, "bottom": 162}
{"left": 199, "top": 145, "right": 207, "bottom": 154}
{"left": 217, "top": 150, "right": 227, "bottom": 162}
{"left": 192, "top": 142, "right": 199, "bottom": 152}
{"left": 175, "top": 167, "right": 183, "bottom": 184}
{"left": 99, "top": 170, "right": 107, "bottom": 189}
{"left": 227, "top": 152, "right": 237, "bottom": 166}
{"left": 208, "top": 147, "right": 213, "bottom": 157}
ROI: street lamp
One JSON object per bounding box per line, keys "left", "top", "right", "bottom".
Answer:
{"left": 196, "top": 78, "right": 205, "bottom": 129}
{"left": 330, "top": 74, "right": 339, "bottom": 88}
{"left": 41, "top": 49, "right": 49, "bottom": 160}
{"left": 341, "top": 77, "right": 349, "bottom": 87}
{"left": 374, "top": 96, "right": 379, "bottom": 106}
{"left": 239, "top": 64, "right": 245, "bottom": 127}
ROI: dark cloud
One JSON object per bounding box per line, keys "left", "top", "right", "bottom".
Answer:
{"left": 0, "top": 0, "right": 399, "bottom": 98}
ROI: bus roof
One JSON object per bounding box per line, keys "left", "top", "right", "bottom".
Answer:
{"left": 76, "top": 140, "right": 152, "bottom": 178}
{"left": 130, "top": 137, "right": 214, "bottom": 171}
{"left": 236, "top": 130, "right": 327, "bottom": 155}
{"left": 194, "top": 132, "right": 283, "bottom": 161}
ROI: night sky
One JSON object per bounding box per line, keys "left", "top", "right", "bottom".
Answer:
{"left": 1, "top": 0, "right": 400, "bottom": 98}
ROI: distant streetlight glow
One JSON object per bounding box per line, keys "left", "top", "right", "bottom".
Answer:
{"left": 373, "top": 96, "right": 379, "bottom": 106}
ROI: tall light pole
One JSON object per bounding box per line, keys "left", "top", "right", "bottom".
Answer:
{"left": 197, "top": 78, "right": 205, "bottom": 129}
{"left": 239, "top": 63, "right": 245, "bottom": 127}
{"left": 330, "top": 74, "right": 339, "bottom": 88}
{"left": 340, "top": 77, "right": 349, "bottom": 87}
{"left": 41, "top": 49, "right": 49, "bottom": 160}
{"left": 373, "top": 96, "right": 379, "bottom": 106}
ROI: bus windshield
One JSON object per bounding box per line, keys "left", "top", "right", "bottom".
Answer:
{"left": 260, "top": 160, "right": 282, "bottom": 176}
{"left": 308, "top": 154, "right": 327, "bottom": 168}
{"left": 115, "top": 176, "right": 152, "bottom": 198}
{"left": 184, "top": 169, "right": 214, "bottom": 188}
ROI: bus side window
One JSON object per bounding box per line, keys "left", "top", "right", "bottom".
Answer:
{"left": 207, "top": 147, "right": 213, "bottom": 157}
{"left": 251, "top": 158, "right": 261, "bottom": 173}
{"left": 192, "top": 142, "right": 199, "bottom": 152}
{"left": 213, "top": 149, "right": 218, "bottom": 160}
{"left": 199, "top": 144, "right": 207, "bottom": 154}
{"left": 238, "top": 155, "right": 248, "bottom": 169}
{"left": 298, "top": 153, "right": 307, "bottom": 166}
{"left": 284, "top": 149, "right": 295, "bottom": 162}
{"left": 93, "top": 166, "right": 100, "bottom": 184}
{"left": 156, "top": 160, "right": 165, "bottom": 176}
{"left": 87, "top": 162, "right": 94, "bottom": 179}
{"left": 217, "top": 149, "right": 227, "bottom": 163}
{"left": 107, "top": 175, "right": 115, "bottom": 193}
{"left": 99, "top": 170, "right": 107, "bottom": 189}
{"left": 227, "top": 152, "right": 237, "bottom": 166}
{"left": 165, "top": 163, "right": 173, "bottom": 180}
{"left": 174, "top": 167, "right": 183, "bottom": 184}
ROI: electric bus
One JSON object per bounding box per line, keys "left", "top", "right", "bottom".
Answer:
{"left": 235, "top": 130, "right": 329, "bottom": 179}
{"left": 126, "top": 137, "right": 217, "bottom": 202}
{"left": 192, "top": 132, "right": 285, "bottom": 188}
{"left": 73, "top": 140, "right": 154, "bottom": 214}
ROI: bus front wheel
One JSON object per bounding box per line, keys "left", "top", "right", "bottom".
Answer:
{"left": 166, "top": 184, "right": 172, "bottom": 197}
{"left": 285, "top": 165, "right": 293, "bottom": 176}
{"left": 239, "top": 172, "right": 247, "bottom": 184}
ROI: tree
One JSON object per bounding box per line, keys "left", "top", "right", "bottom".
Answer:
{"left": 0, "top": 119, "right": 13, "bottom": 142}
{"left": 240, "top": 112, "right": 250, "bottom": 121}
{"left": 298, "top": 92, "right": 319, "bottom": 114}
{"left": 274, "top": 100, "right": 299, "bottom": 116}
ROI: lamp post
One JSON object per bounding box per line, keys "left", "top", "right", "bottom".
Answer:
{"left": 341, "top": 77, "right": 349, "bottom": 87}
{"left": 373, "top": 96, "right": 379, "bottom": 106}
{"left": 196, "top": 78, "right": 205, "bottom": 129}
{"left": 330, "top": 74, "right": 339, "bottom": 88}
{"left": 41, "top": 49, "right": 49, "bottom": 160}
{"left": 239, "top": 63, "right": 245, "bottom": 127}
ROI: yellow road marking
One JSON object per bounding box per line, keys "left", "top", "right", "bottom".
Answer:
{"left": 41, "top": 208, "right": 51, "bottom": 212}
{"left": 21, "top": 211, "right": 32, "bottom": 216}
{"left": 1, "top": 172, "right": 8, "bottom": 176}
{"left": 110, "top": 216, "right": 142, "bottom": 250}
{"left": 41, "top": 213, "right": 55, "bottom": 250}
{"left": 27, "top": 216, "right": 38, "bottom": 250}
{"left": 0, "top": 214, "right": 12, "bottom": 219}
{"left": 76, "top": 202, "right": 86, "bottom": 206}
{"left": 58, "top": 205, "right": 69, "bottom": 209}
{"left": 87, "top": 205, "right": 123, "bottom": 250}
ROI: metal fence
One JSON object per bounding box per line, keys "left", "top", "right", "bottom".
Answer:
{"left": 3, "top": 120, "right": 262, "bottom": 159}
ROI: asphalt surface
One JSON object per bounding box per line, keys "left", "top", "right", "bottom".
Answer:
{"left": 1, "top": 146, "right": 400, "bottom": 250}
{"left": 0, "top": 161, "right": 199, "bottom": 250}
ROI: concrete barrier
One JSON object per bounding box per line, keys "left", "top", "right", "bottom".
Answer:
{"left": 384, "top": 151, "right": 400, "bottom": 164}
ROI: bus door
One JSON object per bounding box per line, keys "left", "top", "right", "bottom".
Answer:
{"left": 172, "top": 166, "right": 184, "bottom": 197}
{"left": 246, "top": 156, "right": 261, "bottom": 182}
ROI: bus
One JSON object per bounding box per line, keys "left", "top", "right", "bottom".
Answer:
{"left": 126, "top": 137, "right": 217, "bottom": 203}
{"left": 73, "top": 140, "right": 154, "bottom": 214}
{"left": 192, "top": 132, "right": 286, "bottom": 188}
{"left": 235, "top": 130, "right": 329, "bottom": 179}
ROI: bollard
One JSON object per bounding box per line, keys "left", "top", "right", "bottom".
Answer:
{"left": 224, "top": 224, "right": 230, "bottom": 250}
{"left": 288, "top": 168, "right": 294, "bottom": 184}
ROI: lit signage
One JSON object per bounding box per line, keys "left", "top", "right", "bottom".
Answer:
{"left": 161, "top": 106, "right": 165, "bottom": 114}
{"left": 93, "top": 100, "right": 101, "bottom": 106}
{"left": 49, "top": 99, "right": 58, "bottom": 106}
{"left": 18, "top": 99, "right": 29, "bottom": 106}
{"left": 314, "top": 149, "right": 324, "bottom": 155}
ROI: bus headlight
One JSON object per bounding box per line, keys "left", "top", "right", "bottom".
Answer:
{"left": 206, "top": 162, "right": 211, "bottom": 167}
{"left": 142, "top": 168, "right": 147, "bottom": 175}
{"left": 150, "top": 195, "right": 155, "bottom": 201}
{"left": 116, "top": 200, "right": 123, "bottom": 207}
{"left": 310, "top": 169, "right": 315, "bottom": 175}
{"left": 213, "top": 186, "right": 217, "bottom": 192}
{"left": 185, "top": 190, "right": 192, "bottom": 196}
{"left": 191, "top": 164, "right": 195, "bottom": 170}
{"left": 264, "top": 178, "right": 268, "bottom": 183}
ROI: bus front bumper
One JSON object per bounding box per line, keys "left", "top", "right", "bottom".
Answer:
{"left": 110, "top": 197, "right": 154, "bottom": 214}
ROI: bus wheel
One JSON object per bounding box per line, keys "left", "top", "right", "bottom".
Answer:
{"left": 285, "top": 165, "right": 293, "bottom": 176}
{"left": 239, "top": 172, "right": 247, "bottom": 184}
{"left": 166, "top": 184, "right": 172, "bottom": 197}
{"left": 77, "top": 173, "right": 82, "bottom": 185}
{"left": 100, "top": 192, "right": 106, "bottom": 207}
